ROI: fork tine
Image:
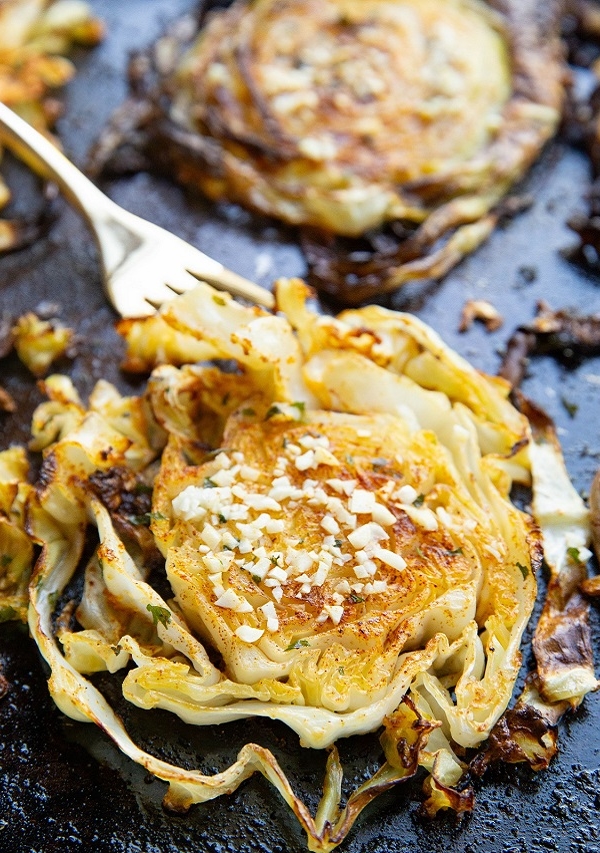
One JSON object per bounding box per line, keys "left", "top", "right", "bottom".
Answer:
{"left": 162, "top": 268, "right": 208, "bottom": 297}
{"left": 186, "top": 266, "right": 275, "bottom": 309}
{"left": 106, "top": 274, "right": 174, "bottom": 318}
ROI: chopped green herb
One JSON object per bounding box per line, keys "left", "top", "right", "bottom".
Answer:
{"left": 561, "top": 397, "right": 578, "bottom": 419}
{"left": 415, "top": 546, "right": 425, "bottom": 559}
{"left": 447, "top": 547, "right": 463, "bottom": 556}
{"left": 0, "top": 605, "right": 16, "bottom": 623}
{"left": 338, "top": 666, "right": 345, "bottom": 676}
{"left": 265, "top": 405, "right": 282, "bottom": 420}
{"left": 1, "top": 554, "right": 13, "bottom": 567}
{"left": 130, "top": 510, "right": 166, "bottom": 526}
{"left": 345, "top": 454, "right": 354, "bottom": 465}
{"left": 218, "top": 514, "right": 227, "bottom": 524}
{"left": 334, "top": 539, "right": 343, "bottom": 549}
{"left": 270, "top": 555, "right": 280, "bottom": 566}
{"left": 241, "top": 407, "right": 256, "bottom": 417}
{"left": 285, "top": 639, "right": 310, "bottom": 651}
{"left": 48, "top": 591, "right": 59, "bottom": 609}
{"left": 146, "top": 603, "right": 172, "bottom": 628}
{"left": 349, "top": 593, "right": 365, "bottom": 604}
{"left": 291, "top": 401, "right": 306, "bottom": 419}
{"left": 212, "top": 294, "right": 226, "bottom": 306}
{"left": 413, "top": 494, "right": 425, "bottom": 507}
{"left": 252, "top": 574, "right": 262, "bottom": 584}
{"left": 129, "top": 513, "right": 151, "bottom": 526}
{"left": 222, "top": 544, "right": 233, "bottom": 551}
{"left": 516, "top": 561, "right": 529, "bottom": 579}
{"left": 567, "top": 547, "right": 583, "bottom": 564}
{"left": 111, "top": 644, "right": 122, "bottom": 656}
{"left": 133, "top": 482, "right": 153, "bottom": 495}
{"left": 203, "top": 477, "right": 217, "bottom": 489}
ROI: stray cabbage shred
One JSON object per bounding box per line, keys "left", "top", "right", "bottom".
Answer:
{"left": 3, "top": 278, "right": 597, "bottom": 851}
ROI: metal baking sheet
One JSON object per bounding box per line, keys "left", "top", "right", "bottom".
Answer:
{"left": 1, "top": 2, "right": 600, "bottom": 852}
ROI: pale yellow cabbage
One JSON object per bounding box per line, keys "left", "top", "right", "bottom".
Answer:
{"left": 24, "top": 279, "right": 596, "bottom": 851}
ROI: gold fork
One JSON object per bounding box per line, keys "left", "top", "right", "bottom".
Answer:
{"left": 0, "top": 102, "right": 275, "bottom": 316}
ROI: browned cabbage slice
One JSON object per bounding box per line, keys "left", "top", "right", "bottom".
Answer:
{"left": 93, "top": 0, "right": 564, "bottom": 301}
{"left": 24, "top": 279, "right": 596, "bottom": 851}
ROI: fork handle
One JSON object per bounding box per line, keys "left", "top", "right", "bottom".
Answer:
{"left": 0, "top": 101, "right": 120, "bottom": 226}
{"left": 0, "top": 101, "right": 276, "bottom": 312}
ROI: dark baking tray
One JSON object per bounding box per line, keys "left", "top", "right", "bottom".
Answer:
{"left": 1, "top": 2, "right": 600, "bottom": 852}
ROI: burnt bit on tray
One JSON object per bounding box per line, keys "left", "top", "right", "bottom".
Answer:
{"left": 0, "top": 669, "right": 9, "bottom": 701}
{"left": 470, "top": 700, "right": 559, "bottom": 776}
{"left": 499, "top": 300, "right": 600, "bottom": 388}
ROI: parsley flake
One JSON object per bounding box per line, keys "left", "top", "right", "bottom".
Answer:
{"left": 516, "top": 561, "right": 529, "bottom": 579}
{"left": 285, "top": 639, "right": 310, "bottom": 651}
{"left": 291, "top": 401, "right": 306, "bottom": 419}
{"left": 447, "top": 547, "right": 463, "bottom": 556}
{"left": 349, "top": 593, "right": 365, "bottom": 604}
{"left": 212, "top": 294, "right": 226, "bottom": 306}
{"left": 567, "top": 547, "right": 583, "bottom": 564}
{"left": 1, "top": 554, "right": 13, "bottom": 567}
{"left": 203, "top": 477, "right": 217, "bottom": 489}
{"left": 146, "top": 603, "right": 172, "bottom": 628}
{"left": 561, "top": 397, "right": 578, "bottom": 419}
{"left": 129, "top": 513, "right": 151, "bottom": 526}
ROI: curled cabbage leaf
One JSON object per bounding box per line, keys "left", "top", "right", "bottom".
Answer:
{"left": 26, "top": 279, "right": 596, "bottom": 852}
